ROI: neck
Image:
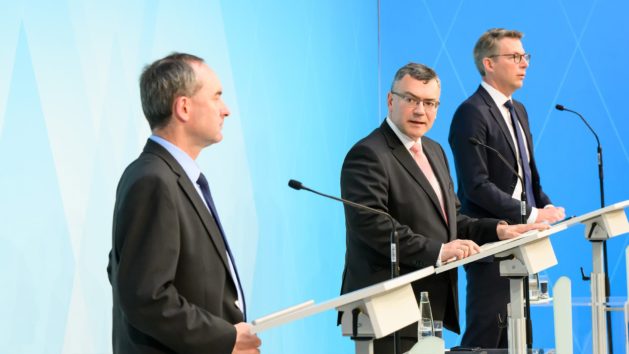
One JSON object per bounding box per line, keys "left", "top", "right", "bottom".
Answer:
{"left": 152, "top": 129, "right": 201, "bottom": 160}
{"left": 482, "top": 77, "right": 514, "bottom": 97}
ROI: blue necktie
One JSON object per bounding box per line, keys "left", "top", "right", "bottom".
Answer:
{"left": 504, "top": 100, "right": 536, "bottom": 208}
{"left": 197, "top": 173, "right": 246, "bottom": 320}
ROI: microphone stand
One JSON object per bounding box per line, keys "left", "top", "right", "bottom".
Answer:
{"left": 287, "top": 180, "right": 402, "bottom": 354}
{"left": 555, "top": 104, "right": 611, "bottom": 353}
{"left": 469, "top": 138, "right": 534, "bottom": 349}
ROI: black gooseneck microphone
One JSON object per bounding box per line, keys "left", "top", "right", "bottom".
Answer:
{"left": 288, "top": 179, "right": 402, "bottom": 354}
{"left": 288, "top": 179, "right": 400, "bottom": 278}
{"left": 554, "top": 104, "right": 605, "bottom": 207}
{"left": 555, "top": 104, "right": 612, "bottom": 354}
{"left": 468, "top": 137, "right": 533, "bottom": 349}
{"left": 469, "top": 137, "right": 527, "bottom": 224}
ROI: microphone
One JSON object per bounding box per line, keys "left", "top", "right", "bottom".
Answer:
{"left": 468, "top": 138, "right": 527, "bottom": 223}
{"left": 555, "top": 104, "right": 611, "bottom": 352}
{"left": 554, "top": 104, "right": 604, "bottom": 205}
{"left": 288, "top": 179, "right": 404, "bottom": 354}
{"left": 287, "top": 179, "right": 303, "bottom": 190}
{"left": 288, "top": 179, "right": 400, "bottom": 278}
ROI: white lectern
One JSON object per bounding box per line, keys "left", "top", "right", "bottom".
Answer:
{"left": 559, "top": 200, "right": 629, "bottom": 354}
{"left": 250, "top": 201, "right": 629, "bottom": 354}
{"left": 437, "top": 225, "right": 568, "bottom": 354}
{"left": 251, "top": 267, "right": 434, "bottom": 354}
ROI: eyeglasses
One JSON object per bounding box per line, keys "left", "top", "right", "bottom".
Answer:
{"left": 488, "top": 53, "right": 531, "bottom": 64}
{"left": 391, "top": 91, "right": 440, "bottom": 111}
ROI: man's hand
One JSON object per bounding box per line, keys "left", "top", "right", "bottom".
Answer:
{"left": 535, "top": 206, "right": 566, "bottom": 223}
{"left": 441, "top": 239, "right": 481, "bottom": 262}
{"left": 232, "top": 323, "right": 261, "bottom": 354}
{"left": 497, "top": 222, "right": 550, "bottom": 241}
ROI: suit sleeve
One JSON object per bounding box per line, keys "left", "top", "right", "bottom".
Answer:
{"left": 449, "top": 102, "right": 532, "bottom": 224}
{"left": 341, "top": 142, "right": 443, "bottom": 267}
{"left": 435, "top": 143, "right": 500, "bottom": 245}
{"left": 112, "top": 173, "right": 236, "bottom": 354}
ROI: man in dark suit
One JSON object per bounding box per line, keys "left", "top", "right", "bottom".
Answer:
{"left": 448, "top": 28, "right": 565, "bottom": 348}
{"left": 107, "top": 53, "right": 261, "bottom": 354}
{"left": 340, "top": 62, "right": 548, "bottom": 353}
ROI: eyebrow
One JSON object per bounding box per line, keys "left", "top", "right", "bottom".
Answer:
{"left": 402, "top": 91, "right": 437, "bottom": 101}
{"left": 401, "top": 91, "right": 420, "bottom": 99}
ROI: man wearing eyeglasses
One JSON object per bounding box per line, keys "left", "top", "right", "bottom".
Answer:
{"left": 448, "top": 28, "right": 565, "bottom": 348}
{"left": 340, "top": 62, "right": 548, "bottom": 353}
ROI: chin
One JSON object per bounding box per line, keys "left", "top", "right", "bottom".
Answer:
{"left": 208, "top": 135, "right": 223, "bottom": 146}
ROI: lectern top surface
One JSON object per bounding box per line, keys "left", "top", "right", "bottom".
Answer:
{"left": 251, "top": 266, "right": 435, "bottom": 333}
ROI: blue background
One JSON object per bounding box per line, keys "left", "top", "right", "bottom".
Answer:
{"left": 0, "top": 0, "right": 627, "bottom": 353}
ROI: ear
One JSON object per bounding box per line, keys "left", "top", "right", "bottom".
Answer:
{"left": 172, "top": 96, "right": 191, "bottom": 122}
{"left": 387, "top": 91, "right": 394, "bottom": 110}
{"left": 483, "top": 57, "right": 494, "bottom": 75}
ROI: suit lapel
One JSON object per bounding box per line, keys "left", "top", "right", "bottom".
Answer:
{"left": 178, "top": 176, "right": 232, "bottom": 269}
{"left": 380, "top": 122, "right": 448, "bottom": 227}
{"left": 143, "top": 140, "right": 232, "bottom": 273}
{"left": 421, "top": 140, "right": 452, "bottom": 229}
{"left": 477, "top": 86, "right": 517, "bottom": 159}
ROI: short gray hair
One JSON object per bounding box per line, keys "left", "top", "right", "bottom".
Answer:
{"left": 139, "top": 52, "right": 205, "bottom": 129}
{"left": 473, "top": 28, "right": 523, "bottom": 76}
{"left": 390, "top": 63, "right": 440, "bottom": 92}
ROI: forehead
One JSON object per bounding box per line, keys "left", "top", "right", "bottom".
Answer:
{"left": 394, "top": 74, "right": 440, "bottom": 98}
{"left": 497, "top": 37, "right": 525, "bottom": 53}
{"left": 192, "top": 62, "right": 221, "bottom": 92}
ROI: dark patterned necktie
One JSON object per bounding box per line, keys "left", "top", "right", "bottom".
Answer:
{"left": 197, "top": 173, "right": 246, "bottom": 320}
{"left": 504, "top": 100, "right": 536, "bottom": 208}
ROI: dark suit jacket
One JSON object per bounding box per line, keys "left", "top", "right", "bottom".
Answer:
{"left": 340, "top": 121, "right": 500, "bottom": 334}
{"left": 448, "top": 86, "right": 551, "bottom": 224}
{"left": 107, "top": 139, "right": 242, "bottom": 354}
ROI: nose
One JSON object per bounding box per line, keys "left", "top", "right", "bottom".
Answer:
{"left": 413, "top": 101, "right": 426, "bottom": 115}
{"left": 222, "top": 101, "right": 230, "bottom": 117}
{"left": 520, "top": 58, "right": 529, "bottom": 69}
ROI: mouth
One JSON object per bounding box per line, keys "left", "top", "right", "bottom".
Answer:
{"left": 408, "top": 119, "right": 427, "bottom": 127}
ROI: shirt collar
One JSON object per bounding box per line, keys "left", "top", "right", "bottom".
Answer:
{"left": 481, "top": 80, "right": 512, "bottom": 107}
{"left": 386, "top": 116, "right": 421, "bottom": 151}
{"left": 149, "top": 135, "right": 202, "bottom": 184}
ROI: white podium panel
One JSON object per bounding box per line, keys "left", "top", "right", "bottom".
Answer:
{"left": 251, "top": 266, "right": 435, "bottom": 335}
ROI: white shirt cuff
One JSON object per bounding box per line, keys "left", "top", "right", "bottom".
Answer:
{"left": 436, "top": 244, "right": 444, "bottom": 267}
{"left": 527, "top": 204, "right": 554, "bottom": 224}
{"left": 527, "top": 207, "right": 538, "bottom": 224}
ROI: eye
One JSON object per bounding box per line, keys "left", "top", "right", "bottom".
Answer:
{"left": 424, "top": 101, "right": 436, "bottom": 108}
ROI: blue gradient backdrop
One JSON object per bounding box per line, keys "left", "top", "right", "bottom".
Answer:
{"left": 0, "top": 0, "right": 627, "bottom": 353}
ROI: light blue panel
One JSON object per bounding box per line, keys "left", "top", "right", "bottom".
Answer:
{"left": 381, "top": 0, "right": 629, "bottom": 352}
{"left": 1, "top": 1, "right": 378, "bottom": 353}
{"left": 0, "top": 26, "right": 74, "bottom": 354}
{"left": 220, "top": 1, "right": 378, "bottom": 352}
{"left": 140, "top": 0, "right": 263, "bottom": 305}
{"left": 0, "top": 1, "right": 24, "bottom": 134}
